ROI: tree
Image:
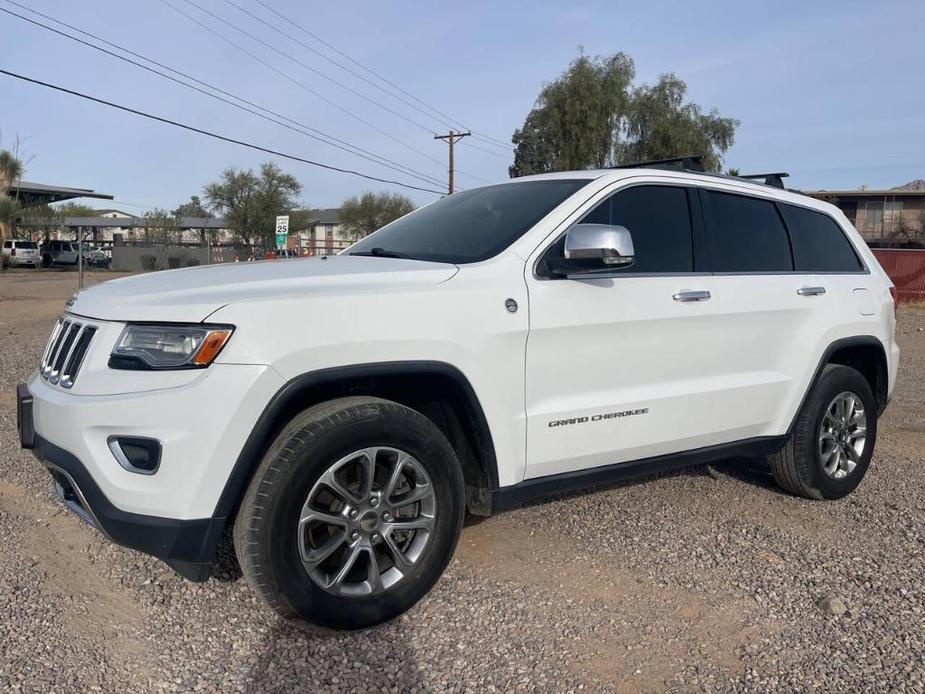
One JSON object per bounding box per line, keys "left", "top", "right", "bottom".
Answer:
{"left": 339, "top": 191, "right": 416, "bottom": 241}
{"left": 54, "top": 202, "right": 97, "bottom": 217}
{"left": 510, "top": 53, "right": 635, "bottom": 177}
{"left": 0, "top": 148, "right": 24, "bottom": 255}
{"left": 509, "top": 53, "right": 739, "bottom": 176}
{"left": 172, "top": 195, "right": 213, "bottom": 245}
{"left": 619, "top": 74, "right": 738, "bottom": 173}
{"left": 172, "top": 195, "right": 212, "bottom": 219}
{"left": 204, "top": 162, "right": 301, "bottom": 249}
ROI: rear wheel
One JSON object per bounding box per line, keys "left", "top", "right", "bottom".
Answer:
{"left": 769, "top": 364, "right": 877, "bottom": 500}
{"left": 234, "top": 396, "right": 465, "bottom": 630}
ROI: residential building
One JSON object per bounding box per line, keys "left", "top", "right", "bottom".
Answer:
{"left": 805, "top": 180, "right": 925, "bottom": 246}
{"left": 293, "top": 208, "right": 350, "bottom": 255}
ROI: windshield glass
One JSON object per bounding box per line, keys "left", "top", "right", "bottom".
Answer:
{"left": 348, "top": 179, "right": 590, "bottom": 264}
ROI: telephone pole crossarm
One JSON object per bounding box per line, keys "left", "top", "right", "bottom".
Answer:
{"left": 434, "top": 130, "right": 471, "bottom": 194}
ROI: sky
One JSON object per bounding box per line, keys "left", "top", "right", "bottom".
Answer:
{"left": 2, "top": 0, "right": 924, "bottom": 213}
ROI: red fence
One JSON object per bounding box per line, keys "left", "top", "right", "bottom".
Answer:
{"left": 872, "top": 249, "right": 925, "bottom": 304}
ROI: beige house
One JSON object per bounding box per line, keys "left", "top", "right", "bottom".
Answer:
{"left": 293, "top": 208, "right": 350, "bottom": 255}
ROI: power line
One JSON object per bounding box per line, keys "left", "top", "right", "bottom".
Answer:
{"left": 0, "top": 68, "right": 446, "bottom": 195}
{"left": 251, "top": 0, "right": 513, "bottom": 154}
{"left": 0, "top": 3, "right": 447, "bottom": 190}
{"left": 224, "top": 0, "right": 448, "bottom": 133}
{"left": 169, "top": 0, "right": 487, "bottom": 184}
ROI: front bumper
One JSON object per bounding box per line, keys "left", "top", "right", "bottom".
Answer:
{"left": 19, "top": 383, "right": 224, "bottom": 580}
{"left": 17, "top": 362, "right": 284, "bottom": 580}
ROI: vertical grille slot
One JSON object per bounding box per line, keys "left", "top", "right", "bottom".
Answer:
{"left": 43, "top": 319, "right": 72, "bottom": 378}
{"left": 40, "top": 319, "right": 64, "bottom": 371}
{"left": 60, "top": 326, "right": 96, "bottom": 389}
{"left": 50, "top": 323, "right": 81, "bottom": 383}
{"left": 40, "top": 316, "right": 98, "bottom": 387}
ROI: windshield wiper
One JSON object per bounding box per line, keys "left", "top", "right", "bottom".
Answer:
{"left": 349, "top": 247, "right": 412, "bottom": 259}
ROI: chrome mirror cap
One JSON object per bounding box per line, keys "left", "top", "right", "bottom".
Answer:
{"left": 564, "top": 223, "right": 635, "bottom": 268}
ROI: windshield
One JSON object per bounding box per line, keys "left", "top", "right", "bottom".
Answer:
{"left": 348, "top": 179, "right": 590, "bottom": 264}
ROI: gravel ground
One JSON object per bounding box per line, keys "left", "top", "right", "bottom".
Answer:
{"left": 1, "top": 270, "right": 924, "bottom": 693}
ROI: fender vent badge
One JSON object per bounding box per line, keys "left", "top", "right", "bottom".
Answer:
{"left": 505, "top": 298, "right": 518, "bottom": 314}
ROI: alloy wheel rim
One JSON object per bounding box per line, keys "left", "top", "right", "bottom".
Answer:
{"left": 818, "top": 391, "right": 867, "bottom": 480}
{"left": 298, "top": 447, "right": 436, "bottom": 597}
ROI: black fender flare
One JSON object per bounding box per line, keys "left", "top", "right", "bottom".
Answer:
{"left": 210, "top": 360, "right": 498, "bottom": 524}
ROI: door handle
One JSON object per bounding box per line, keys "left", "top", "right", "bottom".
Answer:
{"left": 672, "top": 290, "right": 711, "bottom": 302}
{"left": 797, "top": 286, "right": 826, "bottom": 296}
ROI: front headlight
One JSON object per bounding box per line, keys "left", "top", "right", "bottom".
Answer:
{"left": 109, "top": 323, "right": 234, "bottom": 370}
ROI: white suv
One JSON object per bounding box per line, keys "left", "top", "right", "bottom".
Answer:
{"left": 17, "top": 161, "right": 899, "bottom": 630}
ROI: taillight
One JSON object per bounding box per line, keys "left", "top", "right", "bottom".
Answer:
{"left": 889, "top": 286, "right": 897, "bottom": 308}
{"left": 10, "top": 248, "right": 15, "bottom": 256}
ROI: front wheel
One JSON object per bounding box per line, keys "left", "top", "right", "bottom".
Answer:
{"left": 233, "top": 396, "right": 465, "bottom": 630}
{"left": 769, "top": 364, "right": 877, "bottom": 500}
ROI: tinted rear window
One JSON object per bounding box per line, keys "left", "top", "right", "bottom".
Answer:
{"left": 17, "top": 241, "right": 38, "bottom": 249}
{"left": 704, "top": 191, "right": 792, "bottom": 272}
{"left": 781, "top": 204, "right": 863, "bottom": 272}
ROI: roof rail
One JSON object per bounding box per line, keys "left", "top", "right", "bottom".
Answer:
{"left": 611, "top": 155, "right": 705, "bottom": 173}
{"left": 738, "top": 172, "right": 789, "bottom": 189}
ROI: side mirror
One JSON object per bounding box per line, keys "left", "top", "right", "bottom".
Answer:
{"left": 563, "top": 223, "right": 635, "bottom": 272}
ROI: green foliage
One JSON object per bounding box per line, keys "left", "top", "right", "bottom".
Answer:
{"left": 510, "top": 54, "right": 634, "bottom": 177}
{"left": 204, "top": 162, "right": 302, "bottom": 249}
{"left": 338, "top": 191, "right": 416, "bottom": 241}
{"left": 140, "top": 255, "right": 158, "bottom": 272}
{"left": 510, "top": 54, "right": 739, "bottom": 176}
{"left": 172, "top": 195, "right": 212, "bottom": 219}
{"left": 184, "top": 257, "right": 201, "bottom": 267}
{"left": 0, "top": 149, "right": 23, "bottom": 189}
{"left": 167, "top": 255, "right": 186, "bottom": 269}
{"left": 0, "top": 148, "right": 24, "bottom": 247}
{"left": 143, "top": 208, "right": 181, "bottom": 245}
{"left": 54, "top": 202, "right": 98, "bottom": 217}
{"left": 619, "top": 74, "right": 738, "bottom": 173}
{"left": 726, "top": 167, "right": 741, "bottom": 177}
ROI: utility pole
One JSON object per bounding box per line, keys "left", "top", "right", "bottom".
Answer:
{"left": 433, "top": 130, "right": 470, "bottom": 194}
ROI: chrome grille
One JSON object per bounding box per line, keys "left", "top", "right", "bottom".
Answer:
{"left": 40, "top": 317, "right": 97, "bottom": 389}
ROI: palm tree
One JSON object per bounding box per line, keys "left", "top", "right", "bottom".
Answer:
{"left": 0, "top": 149, "right": 24, "bottom": 261}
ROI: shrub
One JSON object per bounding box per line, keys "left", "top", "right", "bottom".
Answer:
{"left": 140, "top": 255, "right": 158, "bottom": 272}
{"left": 167, "top": 255, "right": 185, "bottom": 269}
{"left": 1, "top": 253, "right": 11, "bottom": 270}
{"left": 184, "top": 258, "right": 200, "bottom": 267}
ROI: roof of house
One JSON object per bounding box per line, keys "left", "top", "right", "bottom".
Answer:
{"left": 805, "top": 189, "right": 925, "bottom": 198}
{"left": 303, "top": 208, "right": 341, "bottom": 225}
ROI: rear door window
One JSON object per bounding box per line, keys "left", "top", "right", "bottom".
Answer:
{"left": 702, "top": 190, "right": 793, "bottom": 272}
{"left": 780, "top": 204, "right": 863, "bottom": 272}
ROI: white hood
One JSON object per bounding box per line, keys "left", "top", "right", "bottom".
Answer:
{"left": 69, "top": 255, "right": 459, "bottom": 322}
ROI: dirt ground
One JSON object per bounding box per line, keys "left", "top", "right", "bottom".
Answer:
{"left": 1, "top": 268, "right": 924, "bottom": 692}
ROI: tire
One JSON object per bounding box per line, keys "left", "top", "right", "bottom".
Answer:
{"left": 769, "top": 364, "right": 877, "bottom": 500}
{"left": 233, "top": 396, "right": 465, "bottom": 630}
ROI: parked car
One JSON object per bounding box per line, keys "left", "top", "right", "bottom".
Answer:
{"left": 2, "top": 239, "right": 40, "bottom": 267}
{"left": 86, "top": 248, "right": 111, "bottom": 269}
{"left": 41, "top": 240, "right": 79, "bottom": 267}
{"left": 17, "top": 159, "right": 899, "bottom": 630}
